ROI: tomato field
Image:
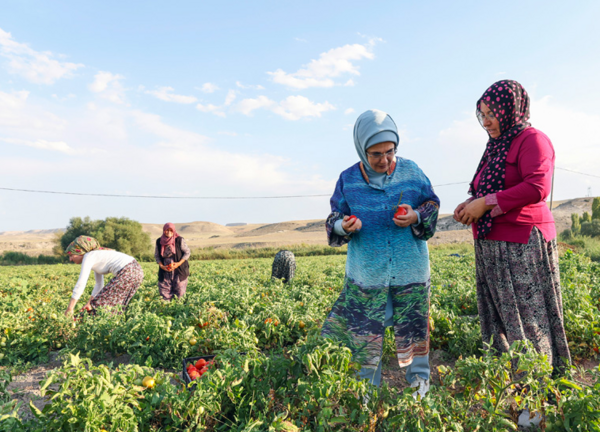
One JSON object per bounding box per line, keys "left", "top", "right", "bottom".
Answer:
{"left": 1, "top": 249, "right": 599, "bottom": 431}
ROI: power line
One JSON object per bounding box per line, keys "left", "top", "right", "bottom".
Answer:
{"left": 0, "top": 181, "right": 470, "bottom": 200}
{"left": 0, "top": 166, "right": 595, "bottom": 200}
{"left": 555, "top": 166, "right": 600, "bottom": 179}
{"left": 0, "top": 187, "right": 330, "bottom": 200}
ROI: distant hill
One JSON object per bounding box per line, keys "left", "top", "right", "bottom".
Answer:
{"left": 1, "top": 197, "right": 594, "bottom": 255}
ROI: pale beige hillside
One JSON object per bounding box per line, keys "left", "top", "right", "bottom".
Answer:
{"left": 0, "top": 198, "right": 594, "bottom": 256}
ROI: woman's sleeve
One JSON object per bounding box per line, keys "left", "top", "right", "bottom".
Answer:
{"left": 154, "top": 241, "right": 162, "bottom": 265}
{"left": 91, "top": 273, "right": 104, "bottom": 297}
{"left": 71, "top": 255, "right": 94, "bottom": 300}
{"left": 180, "top": 238, "right": 191, "bottom": 261}
{"left": 411, "top": 166, "right": 440, "bottom": 241}
{"left": 495, "top": 133, "right": 554, "bottom": 213}
{"left": 326, "top": 175, "right": 352, "bottom": 247}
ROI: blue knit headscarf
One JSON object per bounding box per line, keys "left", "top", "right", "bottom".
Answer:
{"left": 353, "top": 109, "right": 399, "bottom": 187}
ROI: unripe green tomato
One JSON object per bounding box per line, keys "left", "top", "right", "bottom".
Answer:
{"left": 0, "top": 337, "right": 6, "bottom": 343}
{"left": 51, "top": 313, "right": 58, "bottom": 320}
{"left": 0, "top": 342, "right": 5, "bottom": 347}
{"left": 167, "top": 320, "right": 172, "bottom": 327}
{"left": 134, "top": 378, "right": 143, "bottom": 386}
{"left": 0, "top": 353, "right": 4, "bottom": 360}
{"left": 56, "top": 343, "right": 62, "bottom": 349}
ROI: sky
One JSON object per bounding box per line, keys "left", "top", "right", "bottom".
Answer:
{"left": 1, "top": 0, "right": 599, "bottom": 231}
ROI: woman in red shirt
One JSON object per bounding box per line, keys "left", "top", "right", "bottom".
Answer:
{"left": 453, "top": 80, "right": 570, "bottom": 375}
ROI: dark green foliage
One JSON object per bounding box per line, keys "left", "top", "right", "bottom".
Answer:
{"left": 582, "top": 211, "right": 592, "bottom": 223}
{"left": 561, "top": 228, "right": 573, "bottom": 240}
{"left": 54, "top": 216, "right": 151, "bottom": 259}
{"left": 0, "top": 252, "right": 64, "bottom": 266}
{"left": 581, "top": 220, "right": 600, "bottom": 238}
{"left": 593, "top": 197, "right": 600, "bottom": 221}
{"left": 572, "top": 213, "right": 582, "bottom": 234}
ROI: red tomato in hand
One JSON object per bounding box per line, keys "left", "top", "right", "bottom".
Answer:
{"left": 394, "top": 207, "right": 407, "bottom": 218}
{"left": 347, "top": 215, "right": 357, "bottom": 222}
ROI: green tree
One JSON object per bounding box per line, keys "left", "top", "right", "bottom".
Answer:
{"left": 54, "top": 217, "right": 103, "bottom": 258}
{"left": 95, "top": 217, "right": 152, "bottom": 257}
{"left": 581, "top": 212, "right": 592, "bottom": 223}
{"left": 581, "top": 220, "right": 600, "bottom": 238}
{"left": 592, "top": 197, "right": 600, "bottom": 221}
{"left": 54, "top": 216, "right": 151, "bottom": 259}
{"left": 571, "top": 213, "right": 581, "bottom": 235}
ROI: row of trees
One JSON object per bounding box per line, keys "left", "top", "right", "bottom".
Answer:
{"left": 53, "top": 217, "right": 152, "bottom": 259}
{"left": 565, "top": 197, "right": 600, "bottom": 239}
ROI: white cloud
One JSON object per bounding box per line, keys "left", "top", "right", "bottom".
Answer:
{"left": 1, "top": 137, "right": 77, "bottom": 154}
{"left": 344, "top": 108, "right": 355, "bottom": 115}
{"left": 0, "top": 27, "right": 83, "bottom": 84}
{"left": 200, "top": 82, "right": 219, "bottom": 93}
{"left": 218, "top": 131, "right": 237, "bottom": 136}
{"left": 89, "top": 71, "right": 126, "bottom": 104}
{"left": 52, "top": 93, "right": 76, "bottom": 102}
{"left": 196, "top": 103, "right": 225, "bottom": 117}
{"left": 234, "top": 95, "right": 276, "bottom": 116}
{"left": 224, "top": 89, "right": 236, "bottom": 106}
{"left": 234, "top": 95, "right": 335, "bottom": 120}
{"left": 267, "top": 42, "right": 376, "bottom": 89}
{"left": 145, "top": 86, "right": 197, "bottom": 104}
{"left": 0, "top": 89, "right": 67, "bottom": 132}
{"left": 272, "top": 96, "right": 335, "bottom": 120}
{"left": 236, "top": 81, "right": 265, "bottom": 90}
{"left": 295, "top": 37, "right": 308, "bottom": 43}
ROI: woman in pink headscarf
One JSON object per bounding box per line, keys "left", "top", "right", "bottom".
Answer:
{"left": 155, "top": 223, "right": 191, "bottom": 300}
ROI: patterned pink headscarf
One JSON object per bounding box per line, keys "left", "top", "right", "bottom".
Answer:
{"left": 469, "top": 80, "right": 531, "bottom": 239}
{"left": 160, "top": 222, "right": 179, "bottom": 257}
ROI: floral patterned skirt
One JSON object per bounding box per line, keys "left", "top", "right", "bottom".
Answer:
{"left": 90, "top": 260, "right": 144, "bottom": 314}
{"left": 475, "top": 227, "right": 571, "bottom": 373}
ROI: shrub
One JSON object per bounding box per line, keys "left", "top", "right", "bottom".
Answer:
{"left": 581, "top": 220, "right": 600, "bottom": 238}
{"left": 54, "top": 216, "right": 151, "bottom": 259}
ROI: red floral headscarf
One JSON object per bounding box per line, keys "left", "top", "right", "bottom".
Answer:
{"left": 469, "top": 80, "right": 531, "bottom": 239}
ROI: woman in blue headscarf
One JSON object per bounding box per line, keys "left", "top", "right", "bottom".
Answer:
{"left": 321, "top": 109, "right": 440, "bottom": 399}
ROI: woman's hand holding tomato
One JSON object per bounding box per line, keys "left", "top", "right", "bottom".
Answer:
{"left": 393, "top": 204, "right": 418, "bottom": 227}
{"left": 341, "top": 215, "right": 362, "bottom": 233}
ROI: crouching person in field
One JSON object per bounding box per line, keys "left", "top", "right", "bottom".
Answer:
{"left": 271, "top": 250, "right": 296, "bottom": 283}
{"left": 321, "top": 110, "right": 440, "bottom": 400}
{"left": 64, "top": 236, "right": 144, "bottom": 316}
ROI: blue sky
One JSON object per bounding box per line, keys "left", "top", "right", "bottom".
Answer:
{"left": 1, "top": 0, "right": 599, "bottom": 231}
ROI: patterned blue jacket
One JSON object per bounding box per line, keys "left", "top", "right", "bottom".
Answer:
{"left": 326, "top": 158, "right": 440, "bottom": 288}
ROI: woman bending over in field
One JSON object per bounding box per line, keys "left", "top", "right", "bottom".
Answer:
{"left": 453, "top": 80, "right": 571, "bottom": 374}
{"left": 321, "top": 109, "right": 440, "bottom": 399}
{"left": 65, "top": 236, "right": 144, "bottom": 316}
{"left": 155, "top": 223, "right": 190, "bottom": 300}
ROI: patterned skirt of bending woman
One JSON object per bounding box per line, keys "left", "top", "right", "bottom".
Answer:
{"left": 475, "top": 227, "right": 571, "bottom": 373}
{"left": 89, "top": 261, "right": 144, "bottom": 314}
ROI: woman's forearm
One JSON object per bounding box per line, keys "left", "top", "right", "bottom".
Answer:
{"left": 65, "top": 297, "right": 78, "bottom": 315}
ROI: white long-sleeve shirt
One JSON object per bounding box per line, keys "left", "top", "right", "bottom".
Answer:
{"left": 72, "top": 250, "right": 135, "bottom": 300}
